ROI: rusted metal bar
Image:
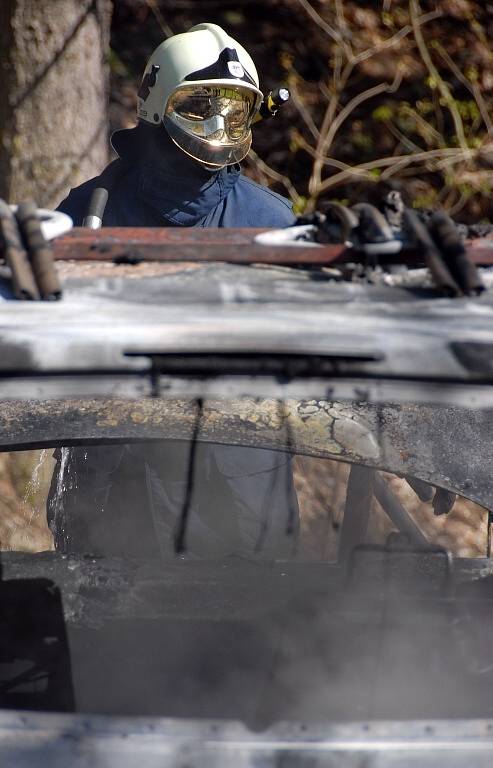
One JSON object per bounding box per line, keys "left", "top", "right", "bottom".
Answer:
{"left": 43, "top": 227, "right": 493, "bottom": 267}
{"left": 0, "top": 201, "right": 40, "bottom": 299}
{"left": 51, "top": 227, "right": 347, "bottom": 264}
{"left": 16, "top": 201, "right": 62, "bottom": 300}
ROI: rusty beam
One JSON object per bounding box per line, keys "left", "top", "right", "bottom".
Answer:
{"left": 41, "top": 227, "right": 493, "bottom": 266}
{"left": 51, "top": 227, "right": 346, "bottom": 264}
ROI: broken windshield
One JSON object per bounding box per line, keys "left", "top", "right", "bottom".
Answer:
{"left": 0, "top": 393, "right": 491, "bottom": 726}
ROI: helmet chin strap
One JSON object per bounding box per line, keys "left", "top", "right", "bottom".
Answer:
{"left": 198, "top": 161, "right": 225, "bottom": 172}
{"left": 195, "top": 150, "right": 229, "bottom": 172}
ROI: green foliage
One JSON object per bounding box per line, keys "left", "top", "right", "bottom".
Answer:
{"left": 349, "top": 119, "right": 373, "bottom": 153}
{"left": 372, "top": 105, "right": 393, "bottom": 122}
{"left": 352, "top": 131, "right": 373, "bottom": 152}
{"left": 477, "top": 178, "right": 493, "bottom": 195}
{"left": 411, "top": 189, "right": 438, "bottom": 209}
{"left": 381, "top": 11, "right": 393, "bottom": 28}
{"left": 456, "top": 182, "right": 475, "bottom": 199}
{"left": 455, "top": 100, "right": 480, "bottom": 122}
{"left": 465, "top": 66, "right": 479, "bottom": 83}
{"left": 289, "top": 128, "right": 303, "bottom": 154}
{"left": 292, "top": 196, "right": 308, "bottom": 215}
{"left": 221, "top": 11, "right": 245, "bottom": 26}
{"left": 416, "top": 100, "right": 434, "bottom": 116}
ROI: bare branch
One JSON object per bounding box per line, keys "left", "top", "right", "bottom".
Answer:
{"left": 246, "top": 149, "right": 302, "bottom": 207}
{"left": 384, "top": 120, "right": 426, "bottom": 154}
{"left": 350, "top": 10, "right": 442, "bottom": 67}
{"left": 380, "top": 155, "right": 444, "bottom": 180}
{"left": 308, "top": 60, "right": 355, "bottom": 197}
{"left": 315, "top": 147, "right": 476, "bottom": 194}
{"left": 434, "top": 154, "right": 486, "bottom": 172}
{"left": 448, "top": 189, "right": 471, "bottom": 217}
{"left": 334, "top": 0, "right": 353, "bottom": 58}
{"left": 332, "top": 42, "right": 344, "bottom": 90}
{"left": 296, "top": 130, "right": 474, "bottom": 175}
{"left": 410, "top": 0, "right": 468, "bottom": 151}
{"left": 293, "top": 0, "right": 345, "bottom": 46}
{"left": 321, "top": 69, "right": 403, "bottom": 156}
{"left": 290, "top": 84, "right": 320, "bottom": 142}
{"left": 351, "top": 25, "right": 412, "bottom": 67}
{"left": 319, "top": 81, "right": 334, "bottom": 103}
{"left": 145, "top": 0, "right": 174, "bottom": 38}
{"left": 399, "top": 104, "right": 445, "bottom": 148}
{"left": 434, "top": 41, "right": 493, "bottom": 136}
{"left": 307, "top": 12, "right": 435, "bottom": 202}
{"left": 295, "top": 3, "right": 446, "bottom": 206}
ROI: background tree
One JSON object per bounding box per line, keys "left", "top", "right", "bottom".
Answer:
{"left": 0, "top": 0, "right": 112, "bottom": 549}
{"left": 0, "top": 0, "right": 112, "bottom": 208}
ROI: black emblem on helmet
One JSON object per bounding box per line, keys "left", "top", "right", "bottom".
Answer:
{"left": 138, "top": 64, "right": 160, "bottom": 102}
{"left": 184, "top": 48, "right": 256, "bottom": 87}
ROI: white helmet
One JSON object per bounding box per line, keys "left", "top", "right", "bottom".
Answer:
{"left": 137, "top": 23, "right": 263, "bottom": 168}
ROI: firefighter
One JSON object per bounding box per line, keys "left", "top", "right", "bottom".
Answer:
{"left": 57, "top": 22, "right": 295, "bottom": 228}
{"left": 49, "top": 24, "right": 299, "bottom": 559}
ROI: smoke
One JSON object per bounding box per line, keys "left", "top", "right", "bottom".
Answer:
{"left": 56, "top": 543, "right": 493, "bottom": 726}
{"left": 1, "top": 440, "right": 492, "bottom": 728}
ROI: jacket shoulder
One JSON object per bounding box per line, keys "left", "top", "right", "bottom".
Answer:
{"left": 56, "top": 160, "right": 126, "bottom": 226}
{"left": 56, "top": 176, "right": 103, "bottom": 226}
{"left": 234, "top": 175, "right": 296, "bottom": 227}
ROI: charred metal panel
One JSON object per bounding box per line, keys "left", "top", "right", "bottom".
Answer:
{"left": 0, "top": 397, "right": 491, "bottom": 508}
{"left": 1, "top": 264, "right": 493, "bottom": 393}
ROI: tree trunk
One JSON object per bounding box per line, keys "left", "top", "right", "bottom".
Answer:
{"left": 0, "top": 0, "right": 112, "bottom": 209}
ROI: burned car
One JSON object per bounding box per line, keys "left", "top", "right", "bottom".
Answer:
{"left": 0, "top": 213, "right": 493, "bottom": 765}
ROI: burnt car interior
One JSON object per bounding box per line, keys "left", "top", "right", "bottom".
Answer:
{"left": 0, "top": 424, "right": 491, "bottom": 729}
{"left": 1, "top": 216, "right": 493, "bottom": 764}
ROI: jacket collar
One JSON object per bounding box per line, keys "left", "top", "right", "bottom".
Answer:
{"left": 111, "top": 124, "right": 240, "bottom": 225}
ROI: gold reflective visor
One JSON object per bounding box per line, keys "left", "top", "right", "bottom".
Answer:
{"left": 164, "top": 85, "right": 259, "bottom": 167}
{"left": 166, "top": 86, "right": 256, "bottom": 140}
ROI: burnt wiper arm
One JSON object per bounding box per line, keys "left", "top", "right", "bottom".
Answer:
{"left": 127, "top": 351, "right": 384, "bottom": 379}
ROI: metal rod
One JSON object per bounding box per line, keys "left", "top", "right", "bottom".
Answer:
{"left": 487, "top": 511, "right": 493, "bottom": 558}
{"left": 339, "top": 464, "right": 375, "bottom": 562}
{"left": 373, "top": 473, "right": 429, "bottom": 548}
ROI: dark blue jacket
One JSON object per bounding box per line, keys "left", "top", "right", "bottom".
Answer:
{"left": 57, "top": 124, "right": 295, "bottom": 228}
